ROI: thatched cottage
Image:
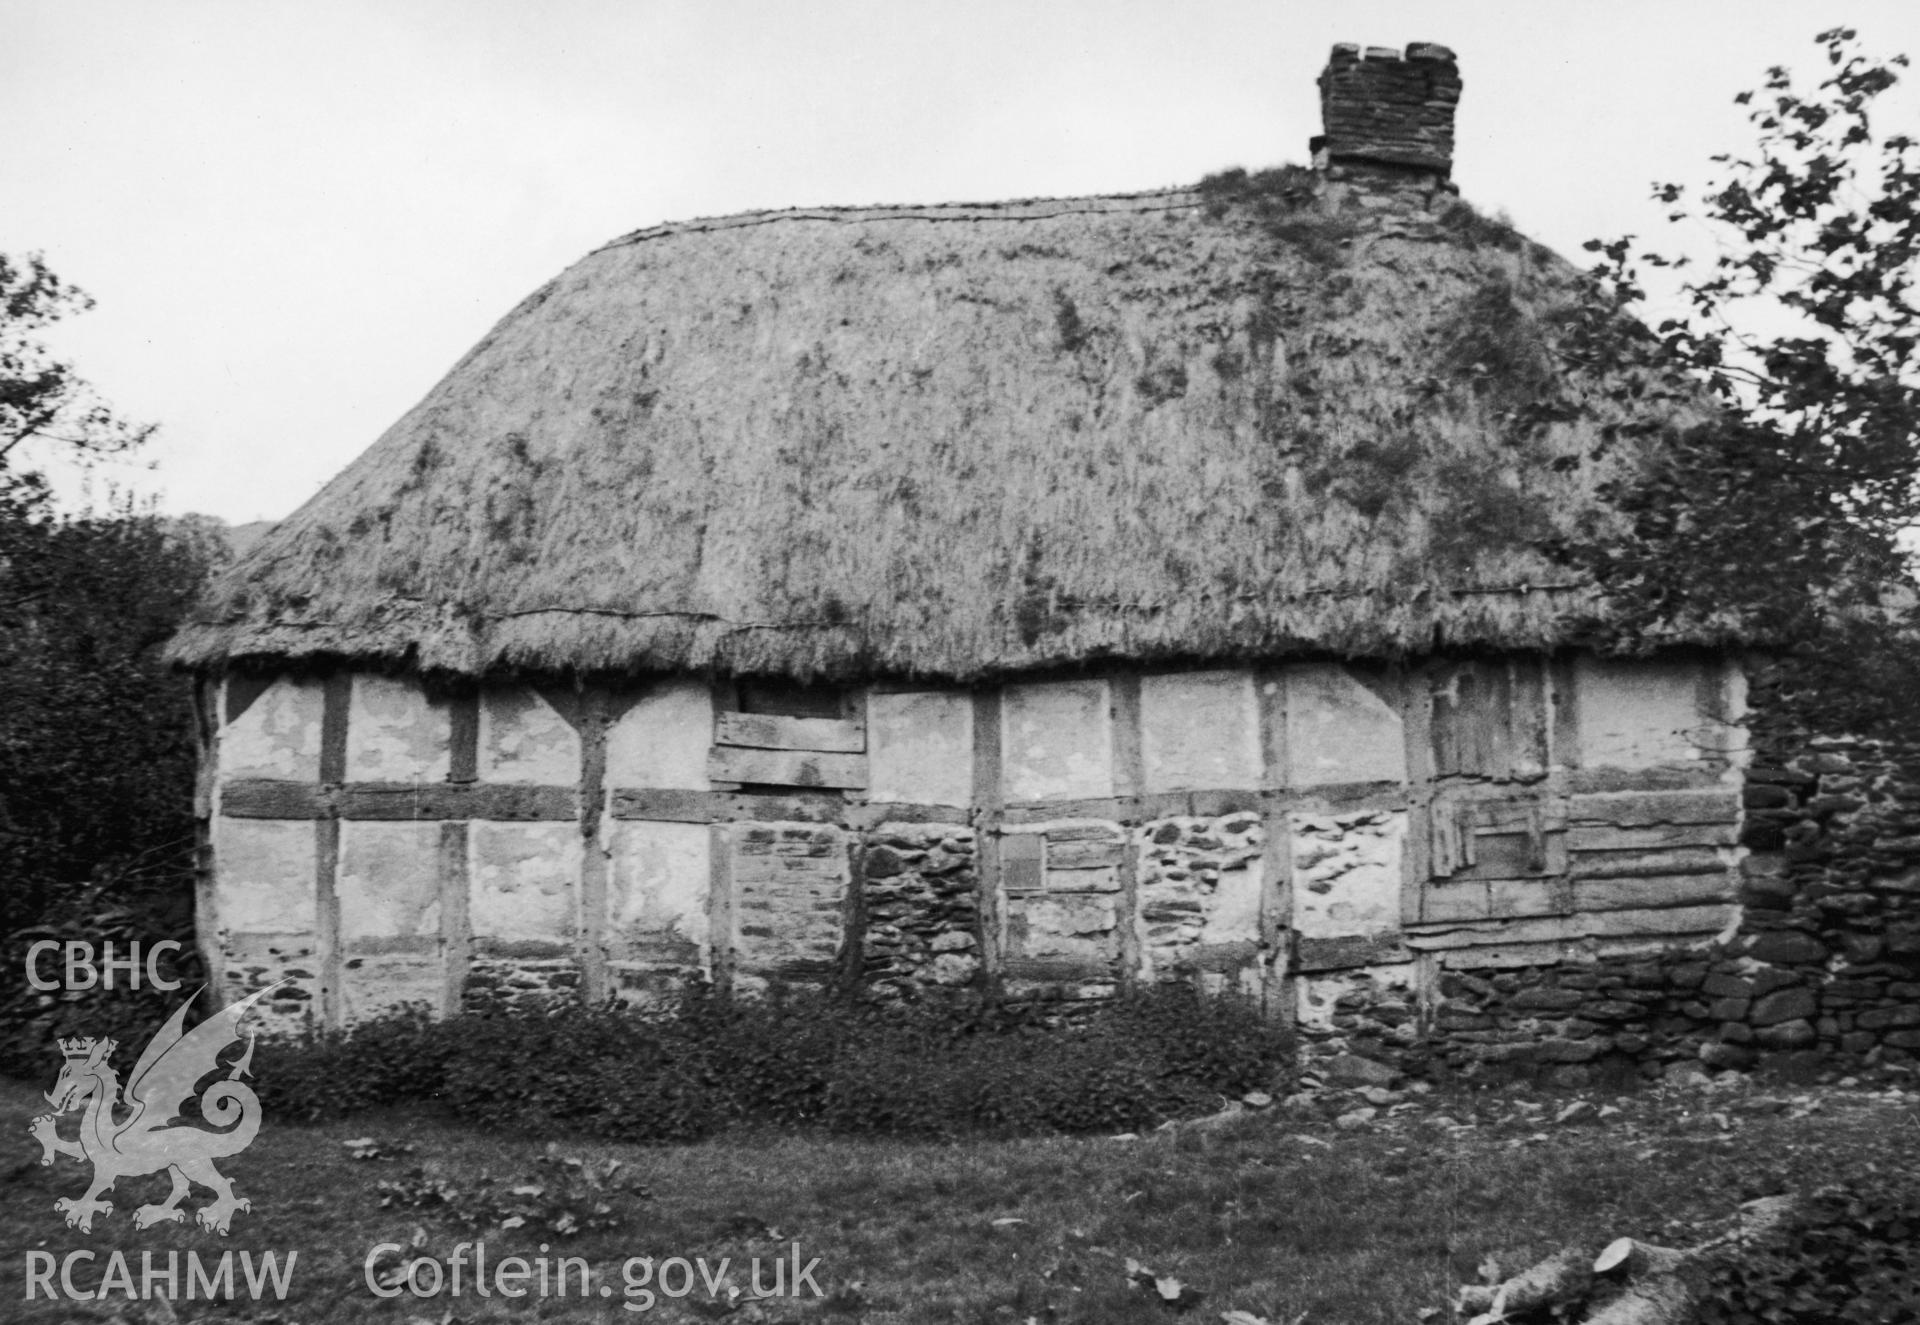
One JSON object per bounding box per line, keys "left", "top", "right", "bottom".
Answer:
{"left": 170, "top": 44, "right": 1752, "bottom": 1061}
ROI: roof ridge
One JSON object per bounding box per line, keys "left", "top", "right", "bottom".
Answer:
{"left": 592, "top": 186, "right": 1205, "bottom": 254}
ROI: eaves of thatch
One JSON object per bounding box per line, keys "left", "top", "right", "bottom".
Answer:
{"left": 169, "top": 171, "right": 1725, "bottom": 683}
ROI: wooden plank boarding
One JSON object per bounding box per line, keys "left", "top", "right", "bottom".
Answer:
{"left": 1509, "top": 657, "right": 1551, "bottom": 779}
{"left": 1571, "top": 821, "right": 1738, "bottom": 851}
{"left": 714, "top": 712, "right": 866, "bottom": 754}
{"left": 1430, "top": 800, "right": 1474, "bottom": 878}
{"left": 707, "top": 745, "right": 867, "bottom": 790}
{"left": 1569, "top": 847, "right": 1731, "bottom": 879}
{"left": 1450, "top": 829, "right": 1568, "bottom": 882}
{"left": 1420, "top": 879, "right": 1492, "bottom": 923}
{"left": 1430, "top": 659, "right": 1551, "bottom": 780}
{"left": 1566, "top": 766, "right": 1729, "bottom": 793}
{"left": 1405, "top": 903, "right": 1734, "bottom": 949}
{"left": 1570, "top": 790, "right": 1741, "bottom": 826}
{"left": 1572, "top": 873, "right": 1738, "bottom": 912}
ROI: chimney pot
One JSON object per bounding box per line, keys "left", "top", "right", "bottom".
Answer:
{"left": 1315, "top": 41, "right": 1462, "bottom": 178}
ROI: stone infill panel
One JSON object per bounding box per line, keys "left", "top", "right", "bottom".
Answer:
{"left": 1137, "top": 813, "right": 1265, "bottom": 981}
{"left": 860, "top": 823, "right": 979, "bottom": 997}
{"left": 730, "top": 823, "right": 850, "bottom": 986}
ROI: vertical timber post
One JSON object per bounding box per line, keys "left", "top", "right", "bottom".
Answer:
{"left": 1256, "top": 667, "right": 1294, "bottom": 1023}
{"left": 1110, "top": 675, "right": 1144, "bottom": 991}
{"left": 842, "top": 833, "right": 869, "bottom": 994}
{"left": 447, "top": 688, "right": 480, "bottom": 784}
{"left": 316, "top": 672, "right": 351, "bottom": 1029}
{"left": 438, "top": 822, "right": 471, "bottom": 1016}
{"left": 1401, "top": 663, "right": 1436, "bottom": 926}
{"left": 1400, "top": 663, "right": 1439, "bottom": 1027}
{"left": 577, "top": 686, "right": 610, "bottom": 1005}
{"left": 972, "top": 688, "right": 1004, "bottom": 997}
{"left": 441, "top": 687, "right": 479, "bottom": 1015}
{"left": 708, "top": 823, "right": 735, "bottom": 995}
{"left": 841, "top": 688, "right": 871, "bottom": 994}
{"left": 192, "top": 677, "right": 223, "bottom": 1002}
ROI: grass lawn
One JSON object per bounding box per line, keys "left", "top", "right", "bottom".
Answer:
{"left": 5, "top": 1073, "right": 1918, "bottom": 1324}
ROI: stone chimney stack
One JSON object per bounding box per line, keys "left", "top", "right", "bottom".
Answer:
{"left": 1313, "top": 42, "right": 1461, "bottom": 179}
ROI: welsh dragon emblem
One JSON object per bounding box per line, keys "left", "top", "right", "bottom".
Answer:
{"left": 28, "top": 983, "right": 281, "bottom": 1234}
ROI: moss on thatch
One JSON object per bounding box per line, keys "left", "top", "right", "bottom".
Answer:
{"left": 169, "top": 177, "right": 1714, "bottom": 681}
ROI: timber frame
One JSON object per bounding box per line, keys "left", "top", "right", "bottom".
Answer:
{"left": 197, "top": 651, "right": 1748, "bottom": 1029}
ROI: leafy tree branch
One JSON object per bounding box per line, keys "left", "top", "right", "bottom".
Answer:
{"left": 1566, "top": 27, "right": 1920, "bottom": 703}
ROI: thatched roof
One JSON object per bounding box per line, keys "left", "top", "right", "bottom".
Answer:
{"left": 170, "top": 168, "right": 1714, "bottom": 681}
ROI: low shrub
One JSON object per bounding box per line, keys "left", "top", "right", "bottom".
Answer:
{"left": 252, "top": 1006, "right": 447, "bottom": 1120}
{"left": 252, "top": 983, "right": 1292, "bottom": 1143}
{"left": 1697, "top": 1175, "right": 1920, "bottom": 1324}
{"left": 0, "top": 862, "right": 203, "bottom": 1082}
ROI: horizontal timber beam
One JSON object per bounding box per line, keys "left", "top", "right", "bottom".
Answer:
{"left": 1404, "top": 903, "right": 1735, "bottom": 950}
{"left": 221, "top": 779, "right": 576, "bottom": 821}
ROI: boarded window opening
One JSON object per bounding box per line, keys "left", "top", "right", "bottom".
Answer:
{"left": 709, "top": 681, "right": 868, "bottom": 791}
{"left": 1419, "top": 793, "right": 1570, "bottom": 922}
{"left": 737, "top": 681, "right": 848, "bottom": 721}
{"left": 1429, "top": 659, "right": 1551, "bottom": 781}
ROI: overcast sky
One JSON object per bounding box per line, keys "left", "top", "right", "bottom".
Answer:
{"left": 7, "top": 1, "right": 1917, "bottom": 524}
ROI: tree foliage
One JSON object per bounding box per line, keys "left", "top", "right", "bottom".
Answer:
{"left": 1, "top": 253, "right": 154, "bottom": 471}
{"left": 1568, "top": 27, "right": 1920, "bottom": 732}
{"left": 0, "top": 254, "right": 225, "bottom": 1060}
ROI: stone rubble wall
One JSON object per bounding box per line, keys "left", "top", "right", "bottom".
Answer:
{"left": 463, "top": 949, "right": 580, "bottom": 1013}
{"left": 1358, "top": 671, "right": 1920, "bottom": 1083}
{"left": 860, "top": 823, "right": 979, "bottom": 997}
